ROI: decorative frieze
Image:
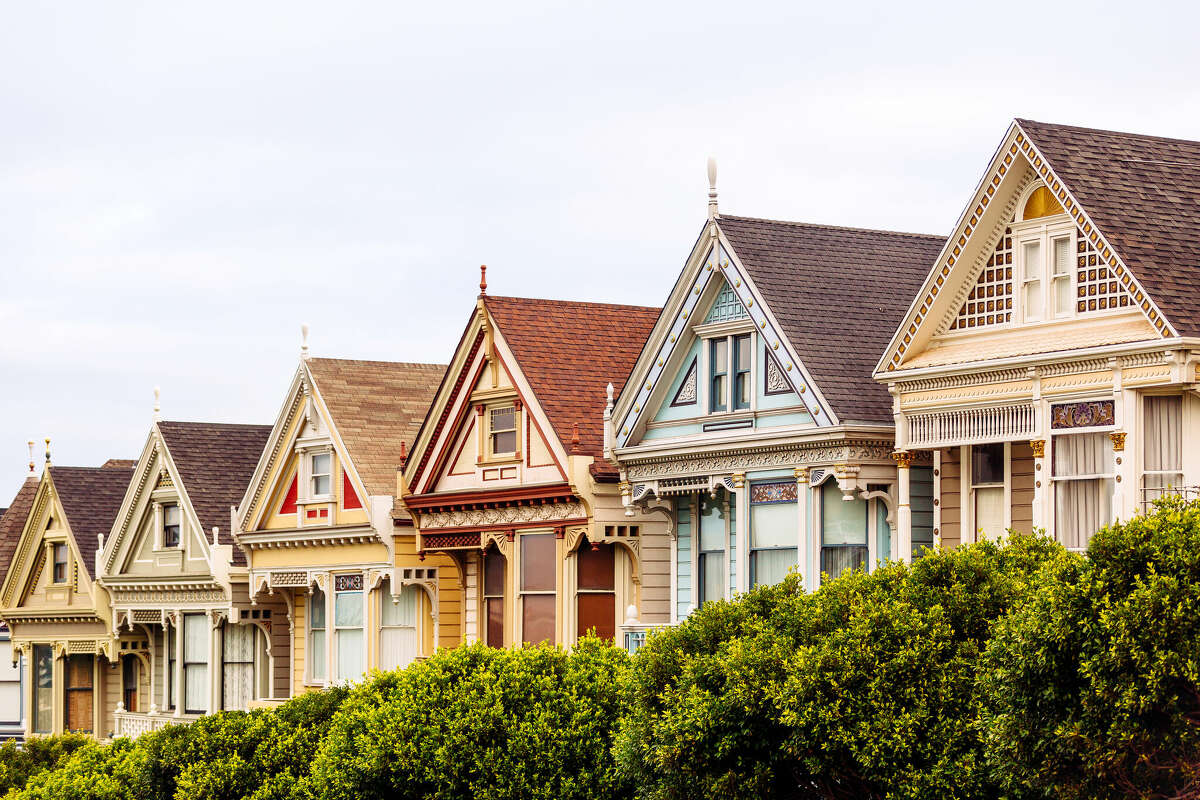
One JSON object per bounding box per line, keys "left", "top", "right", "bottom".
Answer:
{"left": 1050, "top": 400, "right": 1114, "bottom": 430}
{"left": 623, "top": 443, "right": 897, "bottom": 481}
{"left": 750, "top": 482, "right": 797, "bottom": 503}
{"left": 418, "top": 501, "right": 586, "bottom": 531}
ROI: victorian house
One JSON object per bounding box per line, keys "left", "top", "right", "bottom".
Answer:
{"left": 97, "top": 420, "right": 280, "bottom": 738}
{"left": 401, "top": 278, "right": 669, "bottom": 651}
{"left": 877, "top": 119, "right": 1200, "bottom": 553}
{"left": 609, "top": 169, "right": 944, "bottom": 622}
{"left": 233, "top": 350, "right": 449, "bottom": 691}
{"left": 0, "top": 474, "right": 39, "bottom": 739}
{"left": 0, "top": 456, "right": 133, "bottom": 738}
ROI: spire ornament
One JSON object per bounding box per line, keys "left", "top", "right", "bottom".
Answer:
{"left": 27, "top": 441, "right": 35, "bottom": 474}
{"left": 479, "top": 265, "right": 488, "bottom": 295}
{"left": 153, "top": 386, "right": 161, "bottom": 422}
{"left": 707, "top": 156, "right": 718, "bottom": 220}
{"left": 301, "top": 324, "right": 310, "bottom": 360}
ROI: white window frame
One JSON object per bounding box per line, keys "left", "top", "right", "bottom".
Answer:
{"left": 309, "top": 451, "right": 333, "bottom": 500}
{"left": 488, "top": 404, "right": 519, "bottom": 458}
{"left": 307, "top": 588, "right": 326, "bottom": 685}
{"left": 695, "top": 322, "right": 757, "bottom": 417}
{"left": 162, "top": 503, "right": 182, "bottom": 549}
{"left": 963, "top": 442, "right": 1012, "bottom": 544}
{"left": 332, "top": 580, "right": 365, "bottom": 684}
{"left": 1013, "top": 217, "right": 1076, "bottom": 324}
{"left": 1050, "top": 430, "right": 1115, "bottom": 552}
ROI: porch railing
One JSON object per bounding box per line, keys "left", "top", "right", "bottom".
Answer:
{"left": 1139, "top": 485, "right": 1200, "bottom": 514}
{"left": 619, "top": 609, "right": 675, "bottom": 655}
{"left": 112, "top": 708, "right": 198, "bottom": 739}
{"left": 906, "top": 403, "right": 1037, "bottom": 449}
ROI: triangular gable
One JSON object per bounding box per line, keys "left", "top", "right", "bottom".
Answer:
{"left": 613, "top": 227, "right": 836, "bottom": 449}
{"left": 876, "top": 120, "right": 1174, "bottom": 375}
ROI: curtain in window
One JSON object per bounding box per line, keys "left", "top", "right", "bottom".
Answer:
{"left": 183, "top": 614, "right": 208, "bottom": 712}
{"left": 222, "top": 624, "right": 254, "bottom": 710}
{"left": 1054, "top": 433, "right": 1113, "bottom": 551}
{"left": 1144, "top": 396, "right": 1183, "bottom": 503}
{"left": 380, "top": 584, "right": 419, "bottom": 671}
{"left": 64, "top": 655, "right": 93, "bottom": 733}
{"left": 309, "top": 590, "right": 326, "bottom": 681}
{"left": 821, "top": 481, "right": 867, "bottom": 580}
{"left": 750, "top": 499, "right": 797, "bottom": 587}
{"left": 33, "top": 645, "right": 52, "bottom": 734}
{"left": 335, "top": 591, "right": 364, "bottom": 681}
{"left": 974, "top": 486, "right": 1006, "bottom": 542}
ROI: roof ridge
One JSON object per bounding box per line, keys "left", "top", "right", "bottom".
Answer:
{"left": 482, "top": 293, "right": 662, "bottom": 311}
{"left": 158, "top": 420, "right": 273, "bottom": 429}
{"left": 718, "top": 213, "right": 945, "bottom": 241}
{"left": 307, "top": 357, "right": 446, "bottom": 369}
{"left": 1017, "top": 117, "right": 1200, "bottom": 149}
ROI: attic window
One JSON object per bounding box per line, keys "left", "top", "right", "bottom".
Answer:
{"left": 490, "top": 406, "right": 518, "bottom": 456}
{"left": 52, "top": 543, "right": 68, "bottom": 584}
{"left": 311, "top": 453, "right": 332, "bottom": 497}
{"left": 163, "top": 504, "right": 181, "bottom": 548}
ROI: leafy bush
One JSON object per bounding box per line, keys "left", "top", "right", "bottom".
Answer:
{"left": 616, "top": 535, "right": 1070, "bottom": 800}
{"left": 980, "top": 497, "right": 1200, "bottom": 799}
{"left": 298, "top": 637, "right": 632, "bottom": 800}
{"left": 0, "top": 733, "right": 90, "bottom": 795}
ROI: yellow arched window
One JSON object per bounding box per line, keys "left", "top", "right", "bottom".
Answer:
{"left": 1022, "top": 186, "right": 1065, "bottom": 220}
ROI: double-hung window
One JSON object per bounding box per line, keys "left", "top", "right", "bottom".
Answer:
{"left": 520, "top": 534, "right": 556, "bottom": 644}
{"left": 1021, "top": 241, "right": 1042, "bottom": 322}
{"left": 222, "top": 624, "right": 256, "bottom": 710}
{"left": 697, "top": 495, "right": 726, "bottom": 603}
{"left": 52, "top": 543, "right": 68, "bottom": 584}
{"left": 163, "top": 504, "right": 181, "bottom": 548}
{"left": 482, "top": 548, "right": 506, "bottom": 648}
{"left": 709, "top": 334, "right": 752, "bottom": 412}
{"left": 308, "top": 589, "right": 326, "bottom": 682}
{"left": 1053, "top": 432, "right": 1113, "bottom": 551}
{"left": 1143, "top": 395, "right": 1183, "bottom": 510}
{"left": 971, "top": 443, "right": 1006, "bottom": 542}
{"left": 709, "top": 340, "right": 728, "bottom": 412}
{"left": 182, "top": 613, "right": 208, "bottom": 714}
{"left": 33, "top": 645, "right": 53, "bottom": 734}
{"left": 334, "top": 577, "right": 364, "bottom": 682}
{"left": 576, "top": 543, "right": 615, "bottom": 641}
{"left": 379, "top": 582, "right": 419, "bottom": 670}
{"left": 1051, "top": 236, "right": 1073, "bottom": 317}
{"left": 490, "top": 406, "right": 517, "bottom": 456}
{"left": 820, "top": 480, "right": 867, "bottom": 580}
{"left": 122, "top": 655, "right": 138, "bottom": 713}
{"left": 64, "top": 655, "right": 94, "bottom": 733}
{"left": 310, "top": 453, "right": 331, "bottom": 498}
{"left": 1018, "top": 224, "right": 1076, "bottom": 322}
{"left": 749, "top": 482, "right": 798, "bottom": 588}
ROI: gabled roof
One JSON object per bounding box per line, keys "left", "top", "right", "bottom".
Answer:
{"left": 49, "top": 463, "right": 134, "bottom": 579}
{"left": 157, "top": 421, "right": 272, "bottom": 565}
{"left": 0, "top": 478, "right": 39, "bottom": 589}
{"left": 1016, "top": 119, "right": 1200, "bottom": 336}
{"left": 306, "top": 358, "right": 446, "bottom": 497}
{"left": 483, "top": 295, "right": 661, "bottom": 461}
{"left": 718, "top": 215, "right": 945, "bottom": 423}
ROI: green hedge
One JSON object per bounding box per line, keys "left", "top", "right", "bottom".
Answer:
{"left": 6, "top": 500, "right": 1199, "bottom": 800}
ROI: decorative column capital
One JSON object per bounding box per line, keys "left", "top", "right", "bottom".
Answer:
{"left": 731, "top": 472, "right": 745, "bottom": 489}
{"left": 793, "top": 466, "right": 809, "bottom": 484}
{"left": 891, "top": 451, "right": 914, "bottom": 469}
{"left": 1029, "top": 439, "right": 1046, "bottom": 459}
{"left": 1109, "top": 431, "right": 1126, "bottom": 452}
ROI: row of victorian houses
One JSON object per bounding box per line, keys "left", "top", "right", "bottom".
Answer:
{"left": 1, "top": 117, "right": 1198, "bottom": 741}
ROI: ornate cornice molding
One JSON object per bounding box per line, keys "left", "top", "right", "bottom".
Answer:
{"left": 418, "top": 501, "right": 587, "bottom": 531}
{"left": 621, "top": 439, "right": 903, "bottom": 481}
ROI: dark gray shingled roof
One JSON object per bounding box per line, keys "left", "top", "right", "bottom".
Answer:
{"left": 0, "top": 478, "right": 39, "bottom": 590}
{"left": 1017, "top": 118, "right": 1200, "bottom": 337}
{"left": 717, "top": 215, "right": 946, "bottom": 424}
{"left": 157, "top": 421, "right": 273, "bottom": 567}
{"left": 49, "top": 463, "right": 135, "bottom": 579}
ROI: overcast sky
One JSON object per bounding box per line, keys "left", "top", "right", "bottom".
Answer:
{"left": 2, "top": 1, "right": 1198, "bottom": 497}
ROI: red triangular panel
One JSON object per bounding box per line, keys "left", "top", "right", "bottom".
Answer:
{"left": 279, "top": 475, "right": 298, "bottom": 515}
{"left": 343, "top": 470, "right": 363, "bottom": 510}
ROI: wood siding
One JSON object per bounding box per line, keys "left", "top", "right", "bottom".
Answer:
{"left": 939, "top": 448, "right": 962, "bottom": 549}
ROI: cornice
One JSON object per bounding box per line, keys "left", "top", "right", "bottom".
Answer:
{"left": 236, "top": 525, "right": 381, "bottom": 550}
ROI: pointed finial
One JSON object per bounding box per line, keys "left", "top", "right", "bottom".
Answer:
{"left": 44, "top": 438, "right": 51, "bottom": 466}
{"left": 479, "top": 265, "right": 488, "bottom": 295}
{"left": 301, "top": 323, "right": 310, "bottom": 360}
{"left": 153, "top": 386, "right": 161, "bottom": 422}
{"left": 212, "top": 527, "right": 220, "bottom": 547}
{"left": 398, "top": 440, "right": 408, "bottom": 468}
{"left": 571, "top": 422, "right": 581, "bottom": 454}
{"left": 707, "top": 156, "right": 718, "bottom": 220}
{"left": 28, "top": 441, "right": 35, "bottom": 474}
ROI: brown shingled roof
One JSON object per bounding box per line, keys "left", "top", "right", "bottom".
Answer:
{"left": 49, "top": 463, "right": 134, "bottom": 579}
{"left": 306, "top": 358, "right": 446, "bottom": 498}
{"left": 157, "top": 421, "right": 272, "bottom": 566}
{"left": 1017, "top": 119, "right": 1200, "bottom": 337}
{"left": 717, "top": 215, "right": 945, "bottom": 424}
{"left": 483, "top": 296, "right": 662, "bottom": 461}
{"left": 0, "top": 478, "right": 39, "bottom": 590}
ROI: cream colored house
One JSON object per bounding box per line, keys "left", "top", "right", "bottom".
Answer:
{"left": 877, "top": 119, "right": 1200, "bottom": 551}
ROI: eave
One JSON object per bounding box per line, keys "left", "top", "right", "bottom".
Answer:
{"left": 403, "top": 482, "right": 577, "bottom": 514}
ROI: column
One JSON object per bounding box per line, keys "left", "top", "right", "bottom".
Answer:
{"left": 893, "top": 452, "right": 913, "bottom": 564}
{"left": 1110, "top": 431, "right": 1127, "bottom": 522}
{"left": 1030, "top": 440, "right": 1046, "bottom": 531}
{"left": 932, "top": 451, "right": 942, "bottom": 550}
{"left": 732, "top": 473, "right": 748, "bottom": 594}
{"left": 148, "top": 631, "right": 158, "bottom": 715}
{"left": 161, "top": 624, "right": 170, "bottom": 713}
{"left": 794, "top": 468, "right": 810, "bottom": 592}
{"left": 173, "top": 615, "right": 183, "bottom": 717}
{"left": 207, "top": 611, "right": 219, "bottom": 713}
{"left": 152, "top": 503, "right": 162, "bottom": 549}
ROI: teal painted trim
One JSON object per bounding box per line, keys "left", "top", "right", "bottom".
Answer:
{"left": 641, "top": 422, "right": 708, "bottom": 441}
{"left": 704, "top": 280, "right": 750, "bottom": 323}
{"left": 652, "top": 338, "right": 703, "bottom": 423}
{"left": 728, "top": 499, "right": 737, "bottom": 596}
{"left": 756, "top": 411, "right": 813, "bottom": 429}
{"left": 756, "top": 339, "right": 799, "bottom": 411}
{"left": 911, "top": 467, "right": 935, "bottom": 554}
{"left": 675, "top": 495, "right": 693, "bottom": 619}
{"left": 746, "top": 468, "right": 795, "bottom": 480}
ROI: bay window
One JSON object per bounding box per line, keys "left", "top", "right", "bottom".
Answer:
{"left": 1143, "top": 395, "right": 1183, "bottom": 510}
{"left": 379, "top": 582, "right": 419, "bottom": 670}
{"left": 820, "top": 480, "right": 867, "bottom": 580}
{"left": 749, "top": 482, "right": 798, "bottom": 588}
{"left": 697, "top": 494, "right": 726, "bottom": 603}
{"left": 222, "top": 624, "right": 255, "bottom": 710}
{"left": 334, "top": 579, "right": 364, "bottom": 682}
{"left": 520, "top": 533, "right": 556, "bottom": 644}
{"left": 1053, "top": 432, "right": 1113, "bottom": 551}
{"left": 971, "top": 443, "right": 1006, "bottom": 542}
{"left": 482, "top": 547, "right": 505, "bottom": 648}
{"left": 576, "top": 543, "right": 615, "bottom": 641}
{"left": 308, "top": 589, "right": 326, "bottom": 682}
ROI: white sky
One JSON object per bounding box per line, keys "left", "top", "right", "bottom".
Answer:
{"left": 3, "top": 0, "right": 1199, "bottom": 497}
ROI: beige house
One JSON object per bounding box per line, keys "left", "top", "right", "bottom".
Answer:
{"left": 0, "top": 458, "right": 133, "bottom": 737}
{"left": 877, "top": 119, "right": 1200, "bottom": 551}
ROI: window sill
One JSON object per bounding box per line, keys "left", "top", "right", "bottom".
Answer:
{"left": 477, "top": 454, "right": 522, "bottom": 467}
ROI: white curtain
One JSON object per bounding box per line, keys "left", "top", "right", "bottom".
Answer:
{"left": 1054, "top": 433, "right": 1113, "bottom": 551}
{"left": 974, "top": 486, "right": 1006, "bottom": 542}
{"left": 223, "top": 625, "right": 254, "bottom": 710}
{"left": 750, "top": 500, "right": 798, "bottom": 587}
{"left": 183, "top": 614, "right": 208, "bottom": 712}
{"left": 309, "top": 590, "right": 326, "bottom": 681}
{"left": 380, "top": 584, "right": 419, "bottom": 671}
{"left": 1144, "top": 396, "right": 1183, "bottom": 503}
{"left": 335, "top": 591, "right": 364, "bottom": 682}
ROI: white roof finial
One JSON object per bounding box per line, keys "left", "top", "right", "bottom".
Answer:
{"left": 27, "top": 441, "right": 35, "bottom": 474}
{"left": 153, "top": 386, "right": 161, "bottom": 422}
{"left": 707, "top": 156, "right": 718, "bottom": 220}
{"left": 301, "top": 323, "right": 310, "bottom": 360}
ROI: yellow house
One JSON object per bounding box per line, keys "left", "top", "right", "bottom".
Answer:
{"left": 402, "top": 281, "right": 674, "bottom": 651}
{"left": 233, "top": 351, "right": 450, "bottom": 692}
{"left": 0, "top": 457, "right": 133, "bottom": 738}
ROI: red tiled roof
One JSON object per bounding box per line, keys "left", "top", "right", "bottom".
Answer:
{"left": 157, "top": 421, "right": 273, "bottom": 567}
{"left": 1017, "top": 119, "right": 1200, "bottom": 336}
{"left": 483, "top": 296, "right": 662, "bottom": 461}
{"left": 49, "top": 462, "right": 134, "bottom": 579}
{"left": 0, "top": 478, "right": 39, "bottom": 591}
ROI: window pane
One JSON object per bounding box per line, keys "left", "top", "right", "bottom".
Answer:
{"left": 751, "top": 500, "right": 796, "bottom": 548}
{"left": 380, "top": 626, "right": 418, "bottom": 671}
{"left": 164, "top": 505, "right": 181, "bottom": 526}
{"left": 381, "top": 584, "right": 417, "bottom": 627}
{"left": 65, "top": 655, "right": 94, "bottom": 733}
{"left": 520, "top": 534, "right": 556, "bottom": 592}
{"left": 821, "top": 481, "right": 867, "bottom": 545}
{"left": 492, "top": 429, "right": 517, "bottom": 454}
{"left": 483, "top": 550, "right": 505, "bottom": 596}
{"left": 185, "top": 664, "right": 207, "bottom": 711}
{"left": 821, "top": 546, "right": 866, "bottom": 580}
{"left": 335, "top": 591, "right": 363, "bottom": 628}
{"left": 490, "top": 406, "right": 516, "bottom": 432}
{"left": 1056, "top": 478, "right": 1112, "bottom": 551}
{"left": 735, "top": 335, "right": 751, "bottom": 371}
{"left": 577, "top": 592, "right": 615, "bottom": 641}
{"left": 752, "top": 547, "right": 798, "bottom": 587}
{"left": 183, "top": 614, "right": 207, "bottom": 661}
{"left": 521, "top": 594, "right": 556, "bottom": 644}
{"left": 974, "top": 486, "right": 1006, "bottom": 542}
{"left": 576, "top": 543, "right": 614, "bottom": 590}
{"left": 223, "top": 624, "right": 254, "bottom": 662}
{"left": 712, "top": 339, "right": 727, "bottom": 373}
{"left": 698, "top": 551, "right": 725, "bottom": 603}
{"left": 336, "top": 629, "right": 364, "bottom": 681}
{"left": 972, "top": 443, "right": 1005, "bottom": 484}
{"left": 34, "top": 645, "right": 52, "bottom": 734}
{"left": 1144, "top": 396, "right": 1182, "bottom": 472}
{"left": 310, "top": 590, "right": 326, "bottom": 629}
{"left": 486, "top": 598, "right": 504, "bottom": 648}
{"left": 223, "top": 662, "right": 253, "bottom": 710}
{"left": 311, "top": 453, "right": 330, "bottom": 475}
{"left": 1053, "top": 237, "right": 1072, "bottom": 276}
{"left": 309, "top": 630, "right": 326, "bottom": 680}
{"left": 699, "top": 496, "right": 725, "bottom": 551}
{"left": 1053, "top": 433, "right": 1111, "bottom": 477}
{"left": 1023, "top": 240, "right": 1041, "bottom": 279}
{"left": 1024, "top": 280, "right": 1041, "bottom": 320}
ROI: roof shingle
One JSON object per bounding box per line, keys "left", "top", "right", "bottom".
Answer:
{"left": 49, "top": 462, "right": 134, "bottom": 579}
{"left": 0, "top": 478, "right": 39, "bottom": 591}
{"left": 717, "top": 215, "right": 945, "bottom": 424}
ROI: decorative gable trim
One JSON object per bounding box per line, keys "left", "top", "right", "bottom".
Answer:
{"left": 614, "top": 228, "right": 835, "bottom": 448}
{"left": 670, "top": 358, "right": 698, "bottom": 407}
{"left": 876, "top": 121, "right": 1176, "bottom": 376}
{"left": 408, "top": 330, "right": 485, "bottom": 491}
